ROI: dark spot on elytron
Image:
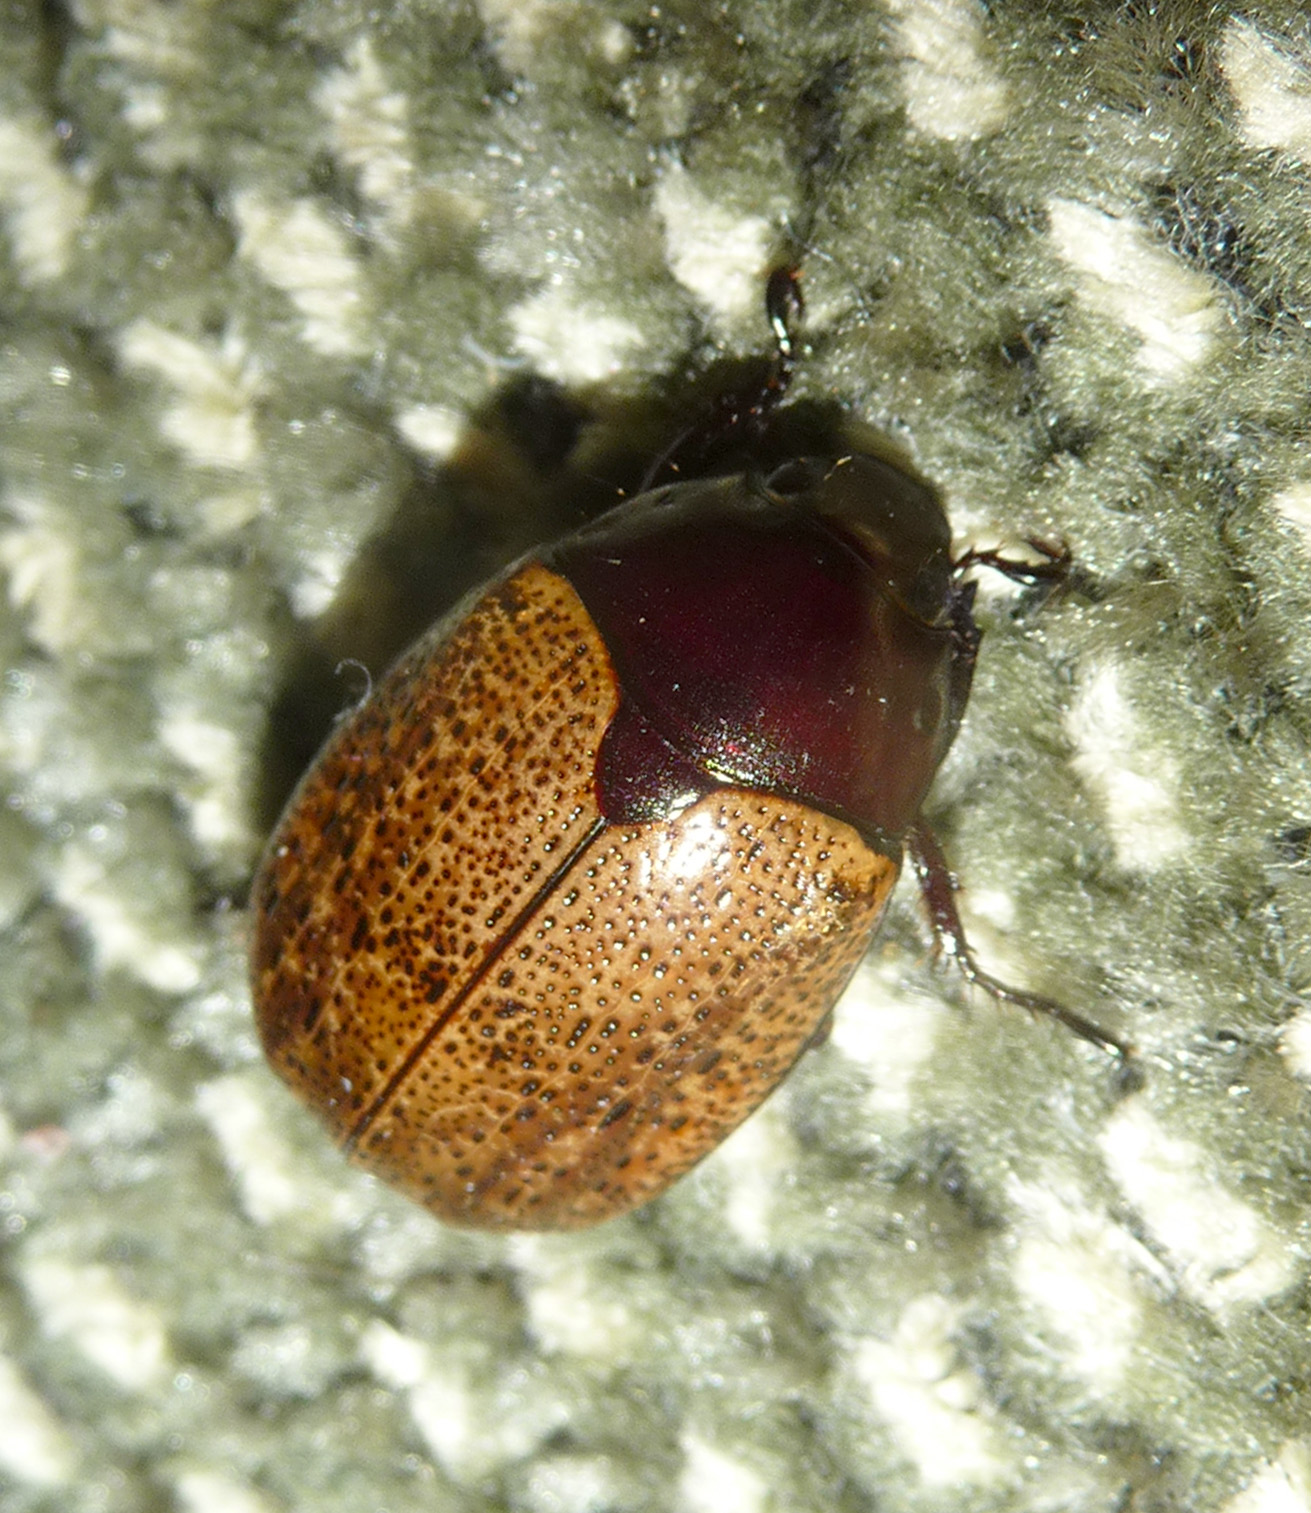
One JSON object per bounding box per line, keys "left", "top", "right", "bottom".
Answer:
{"left": 597, "top": 1098, "right": 634, "bottom": 1130}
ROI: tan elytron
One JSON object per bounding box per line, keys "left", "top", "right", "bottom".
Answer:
{"left": 252, "top": 562, "right": 899, "bottom": 1230}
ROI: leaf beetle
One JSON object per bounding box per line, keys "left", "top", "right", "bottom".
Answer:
{"left": 250, "top": 268, "right": 1125, "bottom": 1231}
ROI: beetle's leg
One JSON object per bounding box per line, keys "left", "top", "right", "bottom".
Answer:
{"left": 954, "top": 537, "right": 1071, "bottom": 586}
{"left": 763, "top": 264, "right": 803, "bottom": 398}
{"left": 638, "top": 266, "right": 807, "bottom": 493}
{"left": 905, "top": 820, "right": 1130, "bottom": 1059}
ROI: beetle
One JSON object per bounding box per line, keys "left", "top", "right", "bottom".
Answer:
{"left": 250, "top": 269, "right": 1124, "bottom": 1231}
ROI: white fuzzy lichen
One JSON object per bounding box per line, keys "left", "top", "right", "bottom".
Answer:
{"left": 845, "top": 1294, "right": 1011, "bottom": 1487}
{"left": 21, "top": 1260, "right": 171, "bottom": 1392}
{"left": 117, "top": 322, "right": 261, "bottom": 471}
{"left": 508, "top": 282, "right": 645, "bottom": 383}
{"left": 1221, "top": 20, "right": 1311, "bottom": 165}
{"left": 0, "top": 114, "right": 89, "bottom": 284}
{"left": 1099, "top": 1099, "right": 1298, "bottom": 1313}
{"left": 653, "top": 164, "right": 774, "bottom": 324}
{"left": 888, "top": 0, "right": 1010, "bottom": 142}
{"left": 1063, "top": 659, "right": 1191, "bottom": 871}
{"left": 231, "top": 192, "right": 372, "bottom": 357}
{"left": 1048, "top": 199, "right": 1224, "bottom": 380}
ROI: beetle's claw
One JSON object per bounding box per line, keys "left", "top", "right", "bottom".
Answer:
{"left": 955, "top": 964, "right": 1133, "bottom": 1060}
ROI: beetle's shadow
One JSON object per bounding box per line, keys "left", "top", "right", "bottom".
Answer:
{"left": 253, "top": 347, "right": 904, "bottom": 839}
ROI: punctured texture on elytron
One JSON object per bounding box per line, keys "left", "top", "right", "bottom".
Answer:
{"left": 252, "top": 561, "right": 898, "bottom": 1229}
